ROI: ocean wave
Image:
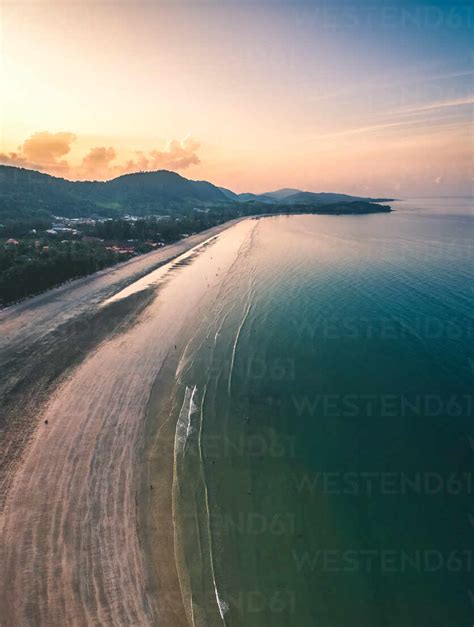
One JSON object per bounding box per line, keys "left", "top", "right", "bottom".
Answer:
{"left": 175, "top": 385, "right": 198, "bottom": 455}
{"left": 228, "top": 278, "right": 254, "bottom": 398}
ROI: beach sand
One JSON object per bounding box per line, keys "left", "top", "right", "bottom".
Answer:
{"left": 0, "top": 218, "right": 245, "bottom": 509}
{"left": 0, "top": 218, "right": 256, "bottom": 625}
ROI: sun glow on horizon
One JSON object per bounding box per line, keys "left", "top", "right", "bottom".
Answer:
{"left": 1, "top": 0, "right": 473, "bottom": 195}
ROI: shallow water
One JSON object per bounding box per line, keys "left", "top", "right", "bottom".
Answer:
{"left": 176, "top": 200, "right": 474, "bottom": 626}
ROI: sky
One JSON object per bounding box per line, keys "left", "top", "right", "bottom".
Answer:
{"left": 1, "top": 0, "right": 473, "bottom": 195}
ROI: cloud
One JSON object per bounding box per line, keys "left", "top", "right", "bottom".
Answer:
{"left": 118, "top": 137, "right": 201, "bottom": 177}
{"left": 79, "top": 146, "right": 117, "bottom": 179}
{"left": 308, "top": 93, "right": 473, "bottom": 143}
{"left": 0, "top": 131, "right": 76, "bottom": 176}
{"left": 392, "top": 95, "right": 474, "bottom": 117}
{"left": 149, "top": 137, "right": 201, "bottom": 170}
{"left": 0, "top": 132, "right": 201, "bottom": 180}
{"left": 317, "top": 120, "right": 412, "bottom": 139}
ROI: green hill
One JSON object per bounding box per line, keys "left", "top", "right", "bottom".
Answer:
{"left": 0, "top": 165, "right": 392, "bottom": 224}
{"left": 0, "top": 166, "right": 230, "bottom": 222}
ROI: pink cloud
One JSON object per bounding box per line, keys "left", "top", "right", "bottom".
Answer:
{"left": 0, "top": 132, "right": 201, "bottom": 180}
{"left": 0, "top": 131, "right": 76, "bottom": 176}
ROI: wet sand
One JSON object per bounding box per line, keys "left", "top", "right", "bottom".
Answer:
{"left": 0, "top": 218, "right": 256, "bottom": 626}
{"left": 0, "top": 219, "right": 244, "bottom": 509}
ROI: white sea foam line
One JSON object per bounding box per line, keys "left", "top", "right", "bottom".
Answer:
{"left": 174, "top": 269, "right": 251, "bottom": 624}
{"left": 227, "top": 279, "right": 254, "bottom": 398}
{"left": 171, "top": 385, "right": 199, "bottom": 627}
{"left": 174, "top": 385, "right": 198, "bottom": 457}
{"left": 176, "top": 276, "right": 234, "bottom": 383}
{"left": 177, "top": 220, "right": 258, "bottom": 387}
{"left": 214, "top": 309, "right": 231, "bottom": 343}
{"left": 176, "top": 309, "right": 222, "bottom": 382}
{"left": 185, "top": 387, "right": 198, "bottom": 443}
{"left": 198, "top": 386, "right": 228, "bottom": 624}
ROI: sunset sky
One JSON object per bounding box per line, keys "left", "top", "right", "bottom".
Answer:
{"left": 1, "top": 0, "right": 473, "bottom": 195}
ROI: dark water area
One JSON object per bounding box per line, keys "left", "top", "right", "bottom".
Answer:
{"left": 176, "top": 198, "right": 473, "bottom": 626}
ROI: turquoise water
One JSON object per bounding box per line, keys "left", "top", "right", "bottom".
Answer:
{"left": 176, "top": 199, "right": 473, "bottom": 626}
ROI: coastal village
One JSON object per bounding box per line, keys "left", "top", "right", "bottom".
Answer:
{"left": 4, "top": 214, "right": 168, "bottom": 256}
{"left": 0, "top": 212, "right": 204, "bottom": 305}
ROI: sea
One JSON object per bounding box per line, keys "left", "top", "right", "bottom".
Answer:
{"left": 169, "top": 197, "right": 473, "bottom": 626}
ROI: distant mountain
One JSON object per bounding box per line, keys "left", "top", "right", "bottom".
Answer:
{"left": 217, "top": 186, "right": 239, "bottom": 201}
{"left": 264, "top": 188, "right": 302, "bottom": 199}
{"left": 0, "top": 165, "right": 392, "bottom": 223}
{"left": 238, "top": 192, "right": 274, "bottom": 203}
{"left": 240, "top": 189, "right": 389, "bottom": 205}
{"left": 278, "top": 191, "right": 377, "bottom": 205}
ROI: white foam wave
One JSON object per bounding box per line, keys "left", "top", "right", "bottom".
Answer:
{"left": 175, "top": 385, "right": 198, "bottom": 453}
{"left": 214, "top": 585, "right": 229, "bottom": 621}
{"left": 228, "top": 284, "right": 253, "bottom": 397}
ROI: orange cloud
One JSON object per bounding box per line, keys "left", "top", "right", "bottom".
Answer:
{"left": 0, "top": 133, "right": 201, "bottom": 180}
{"left": 119, "top": 137, "right": 201, "bottom": 178}
{"left": 79, "top": 146, "right": 117, "bottom": 179}
{"left": 0, "top": 131, "right": 76, "bottom": 176}
{"left": 149, "top": 137, "right": 200, "bottom": 170}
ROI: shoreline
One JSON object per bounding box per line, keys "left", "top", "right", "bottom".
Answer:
{"left": 0, "top": 217, "right": 246, "bottom": 511}
{"left": 136, "top": 219, "right": 260, "bottom": 626}
{"left": 0, "top": 216, "right": 257, "bottom": 625}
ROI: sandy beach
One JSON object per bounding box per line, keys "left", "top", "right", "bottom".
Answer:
{"left": 0, "top": 218, "right": 257, "bottom": 626}
{"left": 0, "top": 218, "right": 244, "bottom": 508}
